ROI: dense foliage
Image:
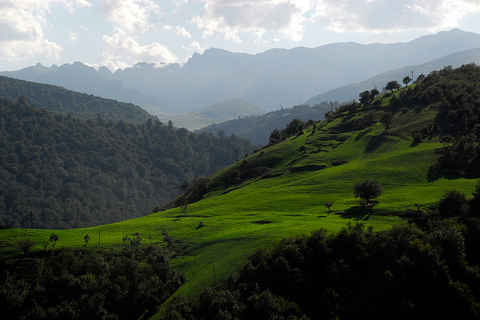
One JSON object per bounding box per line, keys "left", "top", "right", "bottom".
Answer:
{"left": 0, "top": 237, "right": 183, "bottom": 319}
{"left": 389, "top": 64, "right": 480, "bottom": 178}
{"left": 0, "top": 76, "right": 151, "bottom": 123}
{"left": 0, "top": 98, "right": 257, "bottom": 228}
{"left": 167, "top": 215, "right": 480, "bottom": 320}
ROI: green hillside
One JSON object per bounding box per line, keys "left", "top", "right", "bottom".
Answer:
{"left": 0, "top": 75, "right": 152, "bottom": 123}
{"left": 198, "top": 101, "right": 335, "bottom": 144}
{"left": 1, "top": 65, "right": 480, "bottom": 319}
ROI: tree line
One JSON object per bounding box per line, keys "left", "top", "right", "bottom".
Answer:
{"left": 1, "top": 233, "right": 184, "bottom": 320}
{"left": 0, "top": 97, "right": 258, "bottom": 229}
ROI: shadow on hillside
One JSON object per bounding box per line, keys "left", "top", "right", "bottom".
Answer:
{"left": 354, "top": 128, "right": 372, "bottom": 141}
{"left": 341, "top": 206, "right": 370, "bottom": 220}
{"left": 365, "top": 133, "right": 391, "bottom": 153}
{"left": 409, "top": 140, "right": 421, "bottom": 147}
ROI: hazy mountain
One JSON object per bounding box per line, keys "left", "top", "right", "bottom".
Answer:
{"left": 0, "top": 62, "right": 171, "bottom": 115}
{"left": 305, "top": 47, "right": 480, "bottom": 105}
{"left": 2, "top": 29, "right": 480, "bottom": 115}
{"left": 159, "top": 99, "right": 264, "bottom": 130}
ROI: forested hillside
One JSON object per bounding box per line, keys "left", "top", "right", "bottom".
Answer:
{"left": 0, "top": 98, "right": 257, "bottom": 229}
{"left": 199, "top": 101, "right": 335, "bottom": 145}
{"left": 0, "top": 76, "right": 151, "bottom": 123}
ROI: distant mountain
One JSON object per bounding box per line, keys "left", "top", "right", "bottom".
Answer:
{"left": 0, "top": 62, "right": 171, "bottom": 115}
{"left": 2, "top": 29, "right": 480, "bottom": 115}
{"left": 198, "top": 102, "right": 337, "bottom": 145}
{"left": 159, "top": 99, "right": 264, "bottom": 130}
{"left": 305, "top": 47, "right": 480, "bottom": 105}
{"left": 0, "top": 75, "right": 152, "bottom": 123}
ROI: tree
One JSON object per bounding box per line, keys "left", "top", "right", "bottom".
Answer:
{"left": 323, "top": 201, "right": 334, "bottom": 213}
{"left": 369, "top": 88, "right": 380, "bottom": 100}
{"left": 440, "top": 135, "right": 455, "bottom": 146}
{"left": 415, "top": 74, "right": 425, "bottom": 83}
{"left": 380, "top": 112, "right": 393, "bottom": 129}
{"left": 359, "top": 90, "right": 371, "bottom": 104}
{"left": 17, "top": 239, "right": 35, "bottom": 256}
{"left": 403, "top": 76, "right": 412, "bottom": 87}
{"left": 438, "top": 190, "right": 467, "bottom": 217}
{"left": 470, "top": 181, "right": 480, "bottom": 216}
{"left": 50, "top": 233, "right": 59, "bottom": 251}
{"left": 84, "top": 234, "right": 91, "bottom": 248}
{"left": 385, "top": 80, "right": 401, "bottom": 93}
{"left": 353, "top": 180, "right": 383, "bottom": 212}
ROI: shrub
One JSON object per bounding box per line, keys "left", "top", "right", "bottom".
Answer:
{"left": 438, "top": 190, "right": 468, "bottom": 217}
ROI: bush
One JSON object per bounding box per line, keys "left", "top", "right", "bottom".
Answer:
{"left": 17, "top": 239, "right": 35, "bottom": 256}
{"left": 438, "top": 190, "right": 468, "bottom": 217}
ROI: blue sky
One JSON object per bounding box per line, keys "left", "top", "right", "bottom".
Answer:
{"left": 1, "top": 0, "right": 480, "bottom": 71}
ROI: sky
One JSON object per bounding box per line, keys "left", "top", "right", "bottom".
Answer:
{"left": 1, "top": 0, "right": 480, "bottom": 72}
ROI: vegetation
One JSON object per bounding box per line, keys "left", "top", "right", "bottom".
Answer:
{"left": 0, "top": 98, "right": 258, "bottom": 228}
{"left": 199, "top": 102, "right": 336, "bottom": 145}
{"left": 2, "top": 64, "right": 480, "bottom": 319}
{"left": 0, "top": 76, "right": 151, "bottom": 123}
{"left": 167, "top": 213, "right": 480, "bottom": 320}
{"left": 0, "top": 240, "right": 183, "bottom": 319}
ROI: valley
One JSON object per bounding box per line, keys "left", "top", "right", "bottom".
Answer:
{"left": 2, "top": 64, "right": 480, "bottom": 319}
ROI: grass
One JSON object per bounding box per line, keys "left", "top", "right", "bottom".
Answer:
{"left": 1, "top": 94, "right": 479, "bottom": 319}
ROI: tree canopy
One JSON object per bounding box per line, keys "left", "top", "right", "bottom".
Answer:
{"left": 0, "top": 97, "right": 258, "bottom": 228}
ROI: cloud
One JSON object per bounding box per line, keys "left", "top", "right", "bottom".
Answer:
{"left": 185, "top": 41, "right": 204, "bottom": 53}
{"left": 0, "top": 0, "right": 90, "bottom": 61}
{"left": 101, "top": 0, "right": 161, "bottom": 34}
{"left": 312, "top": 0, "right": 480, "bottom": 32}
{"left": 191, "top": 0, "right": 480, "bottom": 43}
{"left": 175, "top": 26, "right": 191, "bottom": 38}
{"left": 101, "top": 0, "right": 178, "bottom": 66}
{"left": 102, "top": 33, "right": 177, "bottom": 63}
{"left": 67, "top": 30, "right": 80, "bottom": 42}
{"left": 192, "top": 0, "right": 307, "bottom": 42}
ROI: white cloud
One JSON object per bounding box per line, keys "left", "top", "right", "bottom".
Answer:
{"left": 101, "top": 0, "right": 161, "bottom": 34}
{"left": 191, "top": 0, "right": 480, "bottom": 43}
{"left": 0, "top": 0, "right": 90, "bottom": 61}
{"left": 67, "top": 30, "right": 80, "bottom": 41}
{"left": 192, "top": 0, "right": 307, "bottom": 42}
{"left": 185, "top": 41, "right": 204, "bottom": 53}
{"left": 101, "top": 0, "right": 178, "bottom": 67}
{"left": 175, "top": 25, "right": 191, "bottom": 38}
{"left": 103, "top": 33, "right": 177, "bottom": 63}
{"left": 312, "top": 0, "right": 480, "bottom": 32}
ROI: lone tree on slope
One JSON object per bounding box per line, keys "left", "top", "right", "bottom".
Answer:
{"left": 353, "top": 179, "right": 383, "bottom": 213}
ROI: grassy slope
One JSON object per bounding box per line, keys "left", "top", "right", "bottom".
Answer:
{"left": 1, "top": 88, "right": 478, "bottom": 318}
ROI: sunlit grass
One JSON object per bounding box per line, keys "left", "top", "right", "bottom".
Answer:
{"left": 1, "top": 99, "right": 479, "bottom": 319}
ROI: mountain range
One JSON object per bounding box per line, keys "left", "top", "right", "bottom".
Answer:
{"left": 2, "top": 29, "right": 480, "bottom": 120}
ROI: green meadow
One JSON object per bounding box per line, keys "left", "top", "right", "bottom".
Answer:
{"left": 1, "top": 89, "right": 478, "bottom": 319}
